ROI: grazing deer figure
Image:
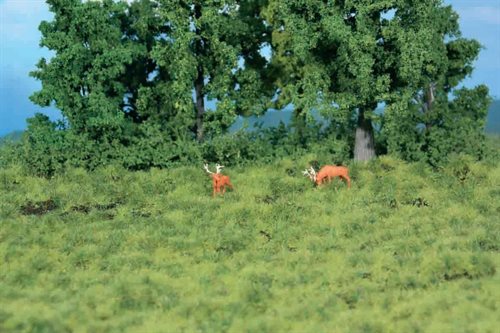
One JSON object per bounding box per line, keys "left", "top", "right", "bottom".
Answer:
{"left": 203, "top": 163, "right": 234, "bottom": 197}
{"left": 303, "top": 165, "right": 351, "bottom": 188}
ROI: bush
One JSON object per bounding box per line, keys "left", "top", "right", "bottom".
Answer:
{"left": 20, "top": 114, "right": 67, "bottom": 177}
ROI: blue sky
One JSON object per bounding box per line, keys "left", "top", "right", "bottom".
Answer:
{"left": 1, "top": 0, "right": 499, "bottom": 135}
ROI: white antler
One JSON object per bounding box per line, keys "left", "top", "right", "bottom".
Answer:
{"left": 303, "top": 167, "right": 315, "bottom": 182}
{"left": 203, "top": 163, "right": 214, "bottom": 174}
{"left": 308, "top": 166, "right": 317, "bottom": 182}
{"left": 215, "top": 164, "right": 224, "bottom": 174}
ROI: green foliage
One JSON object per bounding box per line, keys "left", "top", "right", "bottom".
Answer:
{"left": 150, "top": 0, "right": 271, "bottom": 140}
{"left": 19, "top": 114, "right": 67, "bottom": 177}
{"left": 24, "top": 0, "right": 491, "bottom": 170}
{"left": 423, "top": 85, "right": 491, "bottom": 166}
{"left": 484, "top": 134, "right": 500, "bottom": 163}
{"left": 381, "top": 0, "right": 489, "bottom": 164}
{"left": 10, "top": 110, "right": 351, "bottom": 175}
{"left": 31, "top": 0, "right": 136, "bottom": 135}
{"left": 200, "top": 123, "right": 352, "bottom": 167}
{"left": 382, "top": 85, "right": 492, "bottom": 166}
{"left": 9, "top": 113, "right": 498, "bottom": 177}
{"left": 0, "top": 141, "right": 22, "bottom": 169}
{"left": 1, "top": 158, "right": 499, "bottom": 332}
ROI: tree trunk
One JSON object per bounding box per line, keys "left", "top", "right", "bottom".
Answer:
{"left": 195, "top": 64, "right": 205, "bottom": 141}
{"left": 424, "top": 82, "right": 436, "bottom": 130}
{"left": 293, "top": 107, "right": 306, "bottom": 146}
{"left": 354, "top": 108, "right": 376, "bottom": 161}
{"left": 194, "top": 2, "right": 205, "bottom": 141}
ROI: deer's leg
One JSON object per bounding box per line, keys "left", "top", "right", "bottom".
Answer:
{"left": 341, "top": 175, "right": 351, "bottom": 188}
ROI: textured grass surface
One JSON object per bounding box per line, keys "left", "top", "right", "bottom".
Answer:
{"left": 1, "top": 156, "right": 499, "bottom": 332}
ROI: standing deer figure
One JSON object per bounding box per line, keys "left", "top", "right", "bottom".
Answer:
{"left": 203, "top": 163, "right": 234, "bottom": 197}
{"left": 303, "top": 165, "right": 351, "bottom": 188}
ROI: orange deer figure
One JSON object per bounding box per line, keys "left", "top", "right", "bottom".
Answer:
{"left": 303, "top": 165, "right": 351, "bottom": 188}
{"left": 203, "top": 163, "right": 234, "bottom": 197}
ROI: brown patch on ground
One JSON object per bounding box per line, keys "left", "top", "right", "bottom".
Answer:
{"left": 20, "top": 199, "right": 58, "bottom": 216}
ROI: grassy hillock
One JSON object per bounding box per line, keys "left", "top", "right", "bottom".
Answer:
{"left": 0, "top": 155, "right": 499, "bottom": 332}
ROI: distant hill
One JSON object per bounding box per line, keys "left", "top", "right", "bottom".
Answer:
{"left": 0, "top": 130, "right": 23, "bottom": 145}
{"left": 230, "top": 107, "right": 333, "bottom": 132}
{"left": 1, "top": 100, "right": 498, "bottom": 144}
{"left": 485, "top": 100, "right": 500, "bottom": 133}
{"left": 230, "top": 109, "right": 293, "bottom": 132}
{"left": 231, "top": 100, "right": 500, "bottom": 134}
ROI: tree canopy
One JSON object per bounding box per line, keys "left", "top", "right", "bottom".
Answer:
{"left": 22, "top": 0, "right": 491, "bottom": 175}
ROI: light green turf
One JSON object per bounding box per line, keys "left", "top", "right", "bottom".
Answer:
{"left": 1, "top": 156, "right": 499, "bottom": 333}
